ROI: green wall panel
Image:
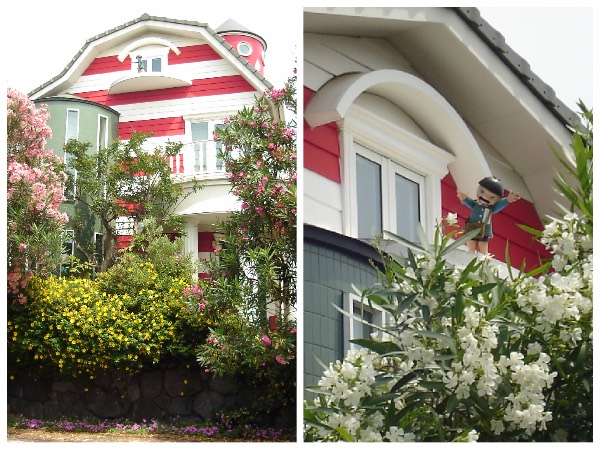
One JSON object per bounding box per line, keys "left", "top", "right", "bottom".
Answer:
{"left": 303, "top": 231, "right": 380, "bottom": 398}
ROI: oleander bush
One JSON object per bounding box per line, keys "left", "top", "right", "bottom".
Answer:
{"left": 304, "top": 105, "right": 592, "bottom": 442}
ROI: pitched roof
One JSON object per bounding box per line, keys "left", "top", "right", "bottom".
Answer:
{"left": 29, "top": 13, "right": 273, "bottom": 98}
{"left": 455, "top": 7, "right": 581, "bottom": 131}
{"left": 216, "top": 18, "right": 267, "bottom": 49}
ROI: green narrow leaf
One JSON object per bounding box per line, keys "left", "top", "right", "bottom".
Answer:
{"left": 471, "top": 283, "right": 497, "bottom": 297}
{"left": 516, "top": 223, "right": 544, "bottom": 238}
{"left": 334, "top": 426, "right": 355, "bottom": 442}
{"left": 390, "top": 370, "right": 426, "bottom": 393}
{"left": 361, "top": 392, "right": 399, "bottom": 407}
{"left": 441, "top": 228, "right": 483, "bottom": 256}
{"left": 383, "top": 230, "right": 426, "bottom": 254}
{"left": 350, "top": 338, "right": 401, "bottom": 355}
{"left": 415, "top": 330, "right": 457, "bottom": 354}
{"left": 445, "top": 393, "right": 459, "bottom": 414}
{"left": 525, "top": 261, "right": 552, "bottom": 278}
{"left": 574, "top": 341, "right": 589, "bottom": 371}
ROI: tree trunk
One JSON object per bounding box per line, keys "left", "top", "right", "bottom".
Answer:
{"left": 100, "top": 218, "right": 117, "bottom": 272}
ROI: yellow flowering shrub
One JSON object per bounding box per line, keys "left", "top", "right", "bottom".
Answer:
{"left": 7, "top": 270, "right": 208, "bottom": 380}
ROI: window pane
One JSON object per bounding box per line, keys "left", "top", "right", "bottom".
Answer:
{"left": 356, "top": 154, "right": 382, "bottom": 238}
{"left": 353, "top": 304, "right": 374, "bottom": 340}
{"left": 66, "top": 110, "right": 79, "bottom": 141}
{"left": 151, "top": 58, "right": 161, "bottom": 72}
{"left": 214, "top": 123, "right": 226, "bottom": 170}
{"left": 98, "top": 116, "right": 107, "bottom": 150}
{"left": 191, "top": 122, "right": 209, "bottom": 141}
{"left": 395, "top": 173, "right": 420, "bottom": 242}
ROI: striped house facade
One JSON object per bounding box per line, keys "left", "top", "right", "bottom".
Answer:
{"left": 302, "top": 7, "right": 579, "bottom": 390}
{"left": 30, "top": 14, "right": 273, "bottom": 277}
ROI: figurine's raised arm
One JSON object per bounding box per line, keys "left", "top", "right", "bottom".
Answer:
{"left": 507, "top": 192, "right": 521, "bottom": 203}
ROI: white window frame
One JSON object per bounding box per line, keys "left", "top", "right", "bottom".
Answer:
{"left": 341, "top": 104, "right": 454, "bottom": 243}
{"left": 237, "top": 41, "right": 253, "bottom": 56}
{"left": 64, "top": 109, "right": 80, "bottom": 199}
{"left": 354, "top": 143, "right": 426, "bottom": 242}
{"left": 65, "top": 109, "right": 80, "bottom": 142}
{"left": 343, "top": 292, "right": 388, "bottom": 353}
{"left": 97, "top": 114, "right": 109, "bottom": 151}
{"left": 130, "top": 46, "right": 170, "bottom": 73}
{"left": 183, "top": 115, "right": 229, "bottom": 175}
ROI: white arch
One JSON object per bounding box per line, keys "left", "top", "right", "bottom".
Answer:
{"left": 305, "top": 69, "right": 490, "bottom": 194}
{"left": 117, "top": 37, "right": 181, "bottom": 62}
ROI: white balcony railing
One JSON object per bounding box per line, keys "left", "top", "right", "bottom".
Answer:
{"left": 167, "top": 141, "right": 227, "bottom": 178}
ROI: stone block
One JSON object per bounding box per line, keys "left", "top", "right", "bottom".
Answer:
{"left": 23, "top": 379, "right": 51, "bottom": 402}
{"left": 166, "top": 396, "right": 193, "bottom": 416}
{"left": 132, "top": 398, "right": 165, "bottom": 421}
{"left": 85, "top": 387, "right": 130, "bottom": 418}
{"left": 140, "top": 371, "right": 163, "bottom": 399}
{"left": 164, "top": 367, "right": 202, "bottom": 397}
{"left": 192, "top": 391, "right": 224, "bottom": 421}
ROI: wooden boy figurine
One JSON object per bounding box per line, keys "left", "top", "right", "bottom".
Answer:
{"left": 457, "top": 176, "right": 521, "bottom": 254}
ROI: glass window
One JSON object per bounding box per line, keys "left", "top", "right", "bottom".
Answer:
{"left": 191, "top": 122, "right": 209, "bottom": 172}
{"left": 133, "top": 55, "right": 165, "bottom": 73}
{"left": 64, "top": 110, "right": 79, "bottom": 199}
{"left": 395, "top": 173, "right": 420, "bottom": 243}
{"left": 214, "top": 123, "right": 226, "bottom": 171}
{"left": 237, "top": 42, "right": 253, "bottom": 56}
{"left": 188, "top": 120, "right": 227, "bottom": 174}
{"left": 354, "top": 143, "right": 424, "bottom": 242}
{"left": 98, "top": 115, "right": 108, "bottom": 151}
{"left": 344, "top": 293, "right": 387, "bottom": 352}
{"left": 356, "top": 154, "right": 382, "bottom": 238}
{"left": 66, "top": 109, "right": 79, "bottom": 141}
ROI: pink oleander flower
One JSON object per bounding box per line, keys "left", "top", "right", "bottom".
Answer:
{"left": 260, "top": 335, "right": 272, "bottom": 347}
{"left": 275, "top": 355, "right": 288, "bottom": 365}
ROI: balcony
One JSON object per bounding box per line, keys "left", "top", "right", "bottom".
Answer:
{"left": 167, "top": 141, "right": 229, "bottom": 179}
{"left": 108, "top": 71, "right": 192, "bottom": 94}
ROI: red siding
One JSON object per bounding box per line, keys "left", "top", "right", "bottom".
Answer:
{"left": 82, "top": 55, "right": 130, "bottom": 75}
{"left": 169, "top": 44, "right": 222, "bottom": 65}
{"left": 74, "top": 75, "right": 255, "bottom": 106}
{"left": 118, "top": 116, "right": 185, "bottom": 139}
{"left": 442, "top": 174, "right": 551, "bottom": 270}
{"left": 304, "top": 87, "right": 341, "bottom": 183}
{"left": 198, "top": 232, "right": 215, "bottom": 252}
{"left": 116, "top": 235, "right": 134, "bottom": 250}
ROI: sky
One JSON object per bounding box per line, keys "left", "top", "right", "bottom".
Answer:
{"left": 2, "top": 4, "right": 593, "bottom": 116}
{"left": 478, "top": 6, "right": 593, "bottom": 113}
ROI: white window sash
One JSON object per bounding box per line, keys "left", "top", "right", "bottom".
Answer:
{"left": 343, "top": 292, "right": 388, "bottom": 353}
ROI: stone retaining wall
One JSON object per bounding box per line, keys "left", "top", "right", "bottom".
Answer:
{"left": 7, "top": 364, "right": 290, "bottom": 425}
